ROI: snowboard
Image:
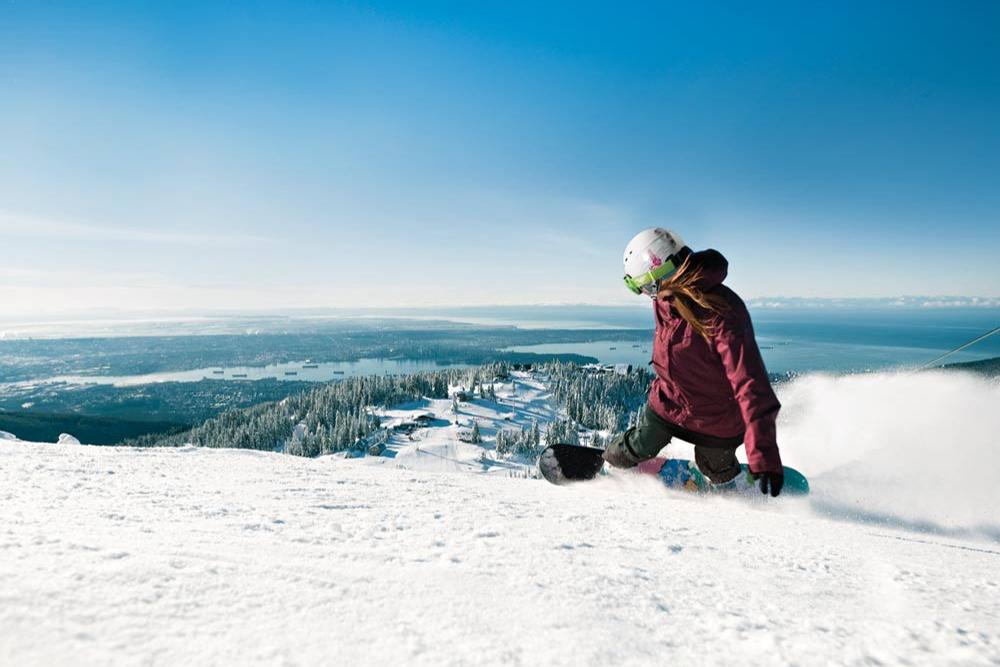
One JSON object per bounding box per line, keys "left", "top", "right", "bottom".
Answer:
{"left": 538, "top": 443, "right": 809, "bottom": 496}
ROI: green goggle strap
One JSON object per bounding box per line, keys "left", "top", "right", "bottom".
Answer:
{"left": 623, "top": 258, "right": 677, "bottom": 294}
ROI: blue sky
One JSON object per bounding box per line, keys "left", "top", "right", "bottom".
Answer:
{"left": 1, "top": 1, "right": 998, "bottom": 316}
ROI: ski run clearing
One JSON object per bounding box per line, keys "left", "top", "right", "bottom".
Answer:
{"left": 2, "top": 371, "right": 1000, "bottom": 666}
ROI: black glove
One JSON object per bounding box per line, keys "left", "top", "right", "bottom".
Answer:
{"left": 752, "top": 471, "right": 784, "bottom": 497}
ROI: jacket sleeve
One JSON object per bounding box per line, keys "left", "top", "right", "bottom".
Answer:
{"left": 712, "top": 314, "right": 783, "bottom": 473}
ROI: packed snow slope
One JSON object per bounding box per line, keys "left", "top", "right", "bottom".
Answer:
{"left": 3, "top": 437, "right": 1000, "bottom": 666}
{"left": 4, "top": 368, "right": 1000, "bottom": 665}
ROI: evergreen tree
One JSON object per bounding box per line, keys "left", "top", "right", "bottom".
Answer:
{"left": 124, "top": 360, "right": 649, "bottom": 466}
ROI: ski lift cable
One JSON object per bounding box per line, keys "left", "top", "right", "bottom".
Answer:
{"left": 915, "top": 325, "right": 1000, "bottom": 370}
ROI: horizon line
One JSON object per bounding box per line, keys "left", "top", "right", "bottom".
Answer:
{"left": 2, "top": 296, "right": 1000, "bottom": 325}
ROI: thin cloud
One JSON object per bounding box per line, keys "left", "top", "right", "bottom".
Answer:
{"left": 0, "top": 210, "right": 272, "bottom": 247}
{"left": 0, "top": 265, "right": 167, "bottom": 288}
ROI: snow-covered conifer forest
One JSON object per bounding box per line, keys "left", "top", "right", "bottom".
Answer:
{"left": 124, "top": 362, "right": 648, "bottom": 467}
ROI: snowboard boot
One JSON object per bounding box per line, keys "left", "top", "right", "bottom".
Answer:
{"left": 707, "top": 469, "right": 755, "bottom": 494}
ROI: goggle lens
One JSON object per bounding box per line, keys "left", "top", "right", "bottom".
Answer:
{"left": 623, "top": 257, "right": 678, "bottom": 296}
{"left": 623, "top": 275, "right": 643, "bottom": 295}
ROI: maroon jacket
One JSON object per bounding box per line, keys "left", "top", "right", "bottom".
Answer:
{"left": 647, "top": 249, "right": 783, "bottom": 473}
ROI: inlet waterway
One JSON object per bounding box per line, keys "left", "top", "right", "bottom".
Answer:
{"left": 15, "top": 358, "right": 468, "bottom": 389}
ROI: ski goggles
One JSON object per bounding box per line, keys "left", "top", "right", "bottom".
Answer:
{"left": 623, "top": 257, "right": 680, "bottom": 296}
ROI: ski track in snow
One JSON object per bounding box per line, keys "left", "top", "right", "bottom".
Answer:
{"left": 2, "top": 439, "right": 1000, "bottom": 666}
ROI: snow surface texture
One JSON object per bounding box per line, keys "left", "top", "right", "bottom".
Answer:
{"left": 2, "top": 371, "right": 1000, "bottom": 665}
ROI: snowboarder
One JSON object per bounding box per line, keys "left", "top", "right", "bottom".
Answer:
{"left": 607, "top": 228, "right": 785, "bottom": 496}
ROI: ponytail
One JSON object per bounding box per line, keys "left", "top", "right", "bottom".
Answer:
{"left": 657, "top": 256, "right": 729, "bottom": 341}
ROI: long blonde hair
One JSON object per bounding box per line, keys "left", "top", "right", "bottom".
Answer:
{"left": 656, "top": 256, "right": 729, "bottom": 341}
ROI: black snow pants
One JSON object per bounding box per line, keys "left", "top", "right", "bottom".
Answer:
{"left": 604, "top": 404, "right": 743, "bottom": 484}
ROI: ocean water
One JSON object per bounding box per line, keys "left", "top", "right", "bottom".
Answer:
{"left": 505, "top": 307, "right": 1000, "bottom": 374}
{"left": 4, "top": 307, "right": 996, "bottom": 383}
{"left": 752, "top": 308, "right": 1000, "bottom": 373}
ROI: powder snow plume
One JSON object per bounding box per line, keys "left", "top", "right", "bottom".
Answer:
{"left": 775, "top": 370, "right": 1000, "bottom": 541}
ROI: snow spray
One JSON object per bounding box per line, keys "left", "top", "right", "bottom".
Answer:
{"left": 776, "top": 370, "right": 1000, "bottom": 541}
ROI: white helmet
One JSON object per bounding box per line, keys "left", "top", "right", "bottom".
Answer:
{"left": 622, "top": 228, "right": 688, "bottom": 297}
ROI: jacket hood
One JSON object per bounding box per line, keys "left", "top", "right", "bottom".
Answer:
{"left": 687, "top": 248, "right": 728, "bottom": 290}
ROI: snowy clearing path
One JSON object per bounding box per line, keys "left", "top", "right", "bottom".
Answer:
{"left": 2, "top": 440, "right": 999, "bottom": 666}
